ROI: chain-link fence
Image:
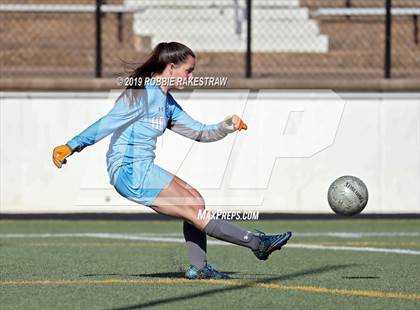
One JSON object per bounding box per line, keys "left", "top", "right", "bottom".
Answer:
{"left": 1, "top": 0, "right": 419, "bottom": 80}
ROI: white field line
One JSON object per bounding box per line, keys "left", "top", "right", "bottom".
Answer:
{"left": 287, "top": 244, "right": 420, "bottom": 255}
{"left": 0, "top": 233, "right": 419, "bottom": 255}
{"left": 293, "top": 232, "right": 420, "bottom": 238}
{"left": 0, "top": 232, "right": 418, "bottom": 238}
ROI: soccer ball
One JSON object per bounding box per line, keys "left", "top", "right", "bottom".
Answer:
{"left": 327, "top": 176, "right": 368, "bottom": 216}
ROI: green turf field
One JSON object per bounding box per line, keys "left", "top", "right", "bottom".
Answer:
{"left": 1, "top": 219, "right": 419, "bottom": 310}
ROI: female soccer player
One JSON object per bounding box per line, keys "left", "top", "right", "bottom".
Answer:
{"left": 52, "top": 42, "right": 291, "bottom": 280}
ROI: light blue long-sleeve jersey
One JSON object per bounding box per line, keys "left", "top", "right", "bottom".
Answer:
{"left": 66, "top": 84, "right": 231, "bottom": 185}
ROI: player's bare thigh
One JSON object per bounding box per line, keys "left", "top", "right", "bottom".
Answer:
{"left": 150, "top": 175, "right": 209, "bottom": 229}
{"left": 172, "top": 174, "right": 205, "bottom": 207}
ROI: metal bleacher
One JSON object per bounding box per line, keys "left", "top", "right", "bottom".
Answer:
{"left": 126, "top": 0, "right": 329, "bottom": 53}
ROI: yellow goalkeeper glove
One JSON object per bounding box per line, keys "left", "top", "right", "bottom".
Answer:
{"left": 52, "top": 144, "right": 73, "bottom": 168}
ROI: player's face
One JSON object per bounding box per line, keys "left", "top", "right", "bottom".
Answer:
{"left": 171, "top": 55, "right": 195, "bottom": 89}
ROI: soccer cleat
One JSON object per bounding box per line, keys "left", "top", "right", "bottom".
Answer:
{"left": 185, "top": 263, "right": 231, "bottom": 280}
{"left": 252, "top": 230, "right": 292, "bottom": 261}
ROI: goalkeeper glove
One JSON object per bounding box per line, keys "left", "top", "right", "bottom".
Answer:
{"left": 52, "top": 144, "right": 73, "bottom": 168}
{"left": 223, "top": 115, "right": 248, "bottom": 132}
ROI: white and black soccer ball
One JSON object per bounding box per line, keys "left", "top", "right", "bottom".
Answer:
{"left": 327, "top": 176, "right": 369, "bottom": 216}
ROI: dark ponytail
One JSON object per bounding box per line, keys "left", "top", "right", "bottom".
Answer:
{"left": 120, "top": 42, "right": 195, "bottom": 107}
{"left": 127, "top": 42, "right": 195, "bottom": 90}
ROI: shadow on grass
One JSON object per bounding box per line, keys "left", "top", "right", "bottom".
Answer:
{"left": 342, "top": 276, "right": 380, "bottom": 279}
{"left": 107, "top": 264, "right": 356, "bottom": 310}
{"left": 129, "top": 271, "right": 240, "bottom": 278}
{"left": 83, "top": 272, "right": 239, "bottom": 278}
{"left": 83, "top": 273, "right": 122, "bottom": 277}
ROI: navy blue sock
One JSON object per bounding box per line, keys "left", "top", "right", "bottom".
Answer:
{"left": 183, "top": 221, "right": 207, "bottom": 269}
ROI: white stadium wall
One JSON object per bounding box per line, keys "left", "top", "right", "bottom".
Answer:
{"left": 0, "top": 91, "right": 419, "bottom": 214}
